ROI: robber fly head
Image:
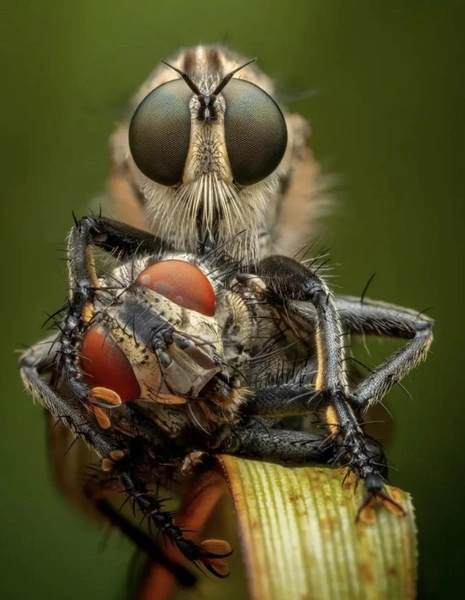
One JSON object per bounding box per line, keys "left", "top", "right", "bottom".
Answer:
{"left": 128, "top": 55, "right": 288, "bottom": 187}
{"left": 112, "top": 46, "right": 289, "bottom": 260}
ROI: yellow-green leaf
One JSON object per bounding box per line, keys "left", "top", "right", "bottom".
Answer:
{"left": 219, "top": 457, "right": 417, "bottom": 600}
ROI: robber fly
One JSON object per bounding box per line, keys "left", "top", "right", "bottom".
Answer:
{"left": 20, "top": 45, "right": 433, "bottom": 584}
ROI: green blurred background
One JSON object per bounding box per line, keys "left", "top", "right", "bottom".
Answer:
{"left": 0, "top": 1, "right": 463, "bottom": 598}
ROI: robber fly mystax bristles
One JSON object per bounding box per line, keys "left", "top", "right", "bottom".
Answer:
{"left": 108, "top": 45, "right": 325, "bottom": 262}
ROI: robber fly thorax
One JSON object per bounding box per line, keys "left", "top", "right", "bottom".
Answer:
{"left": 108, "top": 45, "right": 322, "bottom": 262}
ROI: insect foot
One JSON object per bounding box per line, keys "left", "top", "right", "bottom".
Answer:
{"left": 356, "top": 474, "right": 407, "bottom": 524}
{"left": 181, "top": 538, "right": 232, "bottom": 578}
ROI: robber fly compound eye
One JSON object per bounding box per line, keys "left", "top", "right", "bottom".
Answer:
{"left": 129, "top": 79, "right": 193, "bottom": 186}
{"left": 222, "top": 79, "right": 287, "bottom": 186}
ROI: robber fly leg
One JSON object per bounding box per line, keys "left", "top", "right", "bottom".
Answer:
{"left": 241, "top": 384, "right": 323, "bottom": 418}
{"left": 226, "top": 410, "right": 395, "bottom": 518}
{"left": 335, "top": 295, "right": 434, "bottom": 413}
{"left": 69, "top": 215, "right": 173, "bottom": 261}
{"left": 55, "top": 216, "right": 175, "bottom": 407}
{"left": 255, "top": 256, "right": 399, "bottom": 515}
{"left": 215, "top": 418, "right": 333, "bottom": 465}
{"left": 324, "top": 391, "right": 406, "bottom": 517}
{"left": 19, "top": 334, "right": 58, "bottom": 373}
{"left": 215, "top": 417, "right": 388, "bottom": 504}
{"left": 19, "top": 336, "right": 110, "bottom": 444}
{"left": 224, "top": 412, "right": 396, "bottom": 519}
{"left": 256, "top": 255, "right": 349, "bottom": 401}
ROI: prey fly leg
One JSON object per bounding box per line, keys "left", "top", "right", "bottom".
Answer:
{"left": 46, "top": 415, "right": 197, "bottom": 586}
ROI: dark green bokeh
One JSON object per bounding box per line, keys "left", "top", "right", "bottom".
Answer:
{"left": 0, "top": 1, "right": 463, "bottom": 599}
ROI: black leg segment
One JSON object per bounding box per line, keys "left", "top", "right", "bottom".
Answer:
{"left": 335, "top": 295, "right": 434, "bottom": 411}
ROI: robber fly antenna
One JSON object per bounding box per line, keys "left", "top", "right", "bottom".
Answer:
{"left": 210, "top": 58, "right": 257, "bottom": 101}
{"left": 161, "top": 60, "right": 204, "bottom": 99}
{"left": 161, "top": 57, "right": 257, "bottom": 120}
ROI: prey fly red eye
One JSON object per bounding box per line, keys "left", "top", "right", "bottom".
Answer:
{"left": 136, "top": 259, "right": 216, "bottom": 317}
{"left": 81, "top": 325, "right": 141, "bottom": 401}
